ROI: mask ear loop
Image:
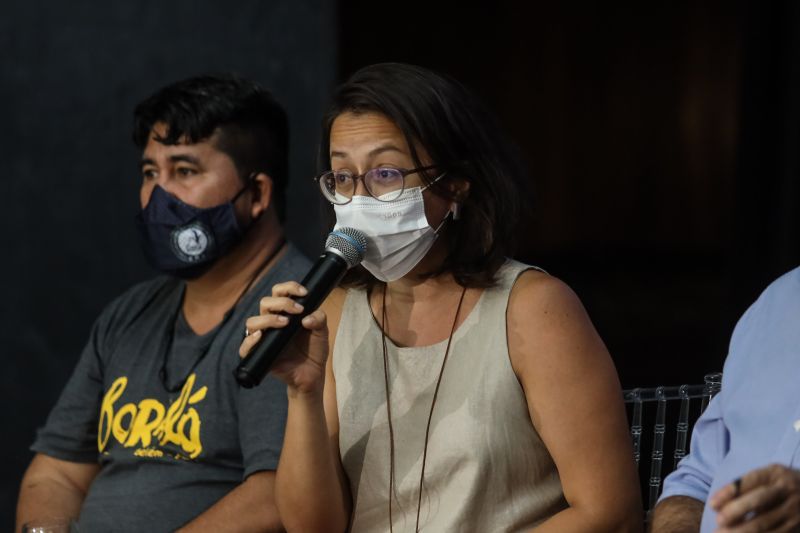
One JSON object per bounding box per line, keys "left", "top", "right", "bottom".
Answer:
{"left": 420, "top": 171, "right": 454, "bottom": 235}
{"left": 236, "top": 172, "right": 266, "bottom": 227}
{"left": 233, "top": 172, "right": 259, "bottom": 202}
{"left": 433, "top": 210, "right": 451, "bottom": 235}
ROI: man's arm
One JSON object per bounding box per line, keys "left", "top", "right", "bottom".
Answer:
{"left": 650, "top": 496, "right": 704, "bottom": 533}
{"left": 177, "top": 471, "right": 282, "bottom": 532}
{"left": 16, "top": 453, "right": 100, "bottom": 533}
{"left": 650, "top": 389, "right": 730, "bottom": 533}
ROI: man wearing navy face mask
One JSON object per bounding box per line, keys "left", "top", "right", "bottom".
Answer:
{"left": 16, "top": 75, "right": 310, "bottom": 532}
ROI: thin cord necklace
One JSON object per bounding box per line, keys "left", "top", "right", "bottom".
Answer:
{"left": 159, "top": 239, "right": 286, "bottom": 392}
{"left": 381, "top": 283, "right": 468, "bottom": 533}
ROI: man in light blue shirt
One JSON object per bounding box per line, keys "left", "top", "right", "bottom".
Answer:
{"left": 652, "top": 266, "right": 800, "bottom": 532}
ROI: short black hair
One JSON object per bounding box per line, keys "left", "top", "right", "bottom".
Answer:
{"left": 133, "top": 74, "right": 289, "bottom": 222}
{"left": 320, "top": 63, "right": 529, "bottom": 288}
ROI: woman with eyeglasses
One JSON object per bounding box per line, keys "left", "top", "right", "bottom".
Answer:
{"left": 239, "top": 63, "right": 642, "bottom": 532}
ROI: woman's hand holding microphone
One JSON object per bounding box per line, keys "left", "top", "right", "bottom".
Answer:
{"left": 239, "top": 281, "right": 329, "bottom": 396}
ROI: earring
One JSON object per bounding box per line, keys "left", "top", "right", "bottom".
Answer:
{"left": 451, "top": 202, "right": 462, "bottom": 221}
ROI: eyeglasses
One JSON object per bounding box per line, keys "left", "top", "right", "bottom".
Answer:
{"left": 314, "top": 164, "right": 440, "bottom": 205}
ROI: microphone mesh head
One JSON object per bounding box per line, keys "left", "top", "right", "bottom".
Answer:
{"left": 325, "top": 227, "right": 367, "bottom": 268}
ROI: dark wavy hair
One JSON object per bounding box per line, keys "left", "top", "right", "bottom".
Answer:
{"left": 319, "top": 63, "right": 528, "bottom": 288}
{"left": 133, "top": 74, "right": 290, "bottom": 222}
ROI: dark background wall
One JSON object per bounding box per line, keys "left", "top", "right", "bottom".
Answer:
{"left": 3, "top": 0, "right": 800, "bottom": 528}
{"left": 338, "top": 0, "right": 800, "bottom": 387}
{"left": 1, "top": 0, "right": 335, "bottom": 526}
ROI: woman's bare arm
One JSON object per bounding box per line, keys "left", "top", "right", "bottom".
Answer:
{"left": 240, "top": 285, "right": 351, "bottom": 532}
{"left": 508, "top": 271, "right": 643, "bottom": 532}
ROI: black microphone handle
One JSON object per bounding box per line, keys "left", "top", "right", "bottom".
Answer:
{"left": 234, "top": 250, "right": 348, "bottom": 388}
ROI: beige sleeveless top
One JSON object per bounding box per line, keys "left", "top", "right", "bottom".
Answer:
{"left": 333, "top": 260, "right": 567, "bottom": 532}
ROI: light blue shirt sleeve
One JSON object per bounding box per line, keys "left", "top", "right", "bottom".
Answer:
{"left": 659, "top": 392, "right": 730, "bottom": 503}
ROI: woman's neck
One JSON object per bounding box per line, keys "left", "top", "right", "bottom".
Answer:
{"left": 373, "top": 264, "right": 480, "bottom": 348}
{"left": 383, "top": 270, "right": 463, "bottom": 306}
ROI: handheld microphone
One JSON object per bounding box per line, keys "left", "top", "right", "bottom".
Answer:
{"left": 234, "top": 227, "right": 367, "bottom": 388}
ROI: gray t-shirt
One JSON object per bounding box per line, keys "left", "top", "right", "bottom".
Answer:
{"left": 31, "top": 245, "right": 311, "bottom": 532}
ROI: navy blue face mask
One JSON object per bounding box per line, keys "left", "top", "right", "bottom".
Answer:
{"left": 135, "top": 180, "right": 253, "bottom": 279}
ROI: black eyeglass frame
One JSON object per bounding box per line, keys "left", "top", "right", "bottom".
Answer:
{"left": 313, "top": 164, "right": 441, "bottom": 205}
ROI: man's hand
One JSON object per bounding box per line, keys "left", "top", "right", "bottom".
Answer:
{"left": 709, "top": 464, "right": 800, "bottom": 532}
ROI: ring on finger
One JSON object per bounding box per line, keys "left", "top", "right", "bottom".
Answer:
{"left": 733, "top": 477, "right": 742, "bottom": 498}
{"left": 244, "top": 327, "right": 250, "bottom": 338}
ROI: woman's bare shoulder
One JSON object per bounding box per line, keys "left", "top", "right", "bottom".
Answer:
{"left": 507, "top": 268, "right": 607, "bottom": 375}
{"left": 508, "top": 268, "right": 583, "bottom": 320}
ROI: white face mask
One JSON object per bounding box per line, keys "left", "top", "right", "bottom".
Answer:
{"left": 333, "top": 181, "right": 449, "bottom": 282}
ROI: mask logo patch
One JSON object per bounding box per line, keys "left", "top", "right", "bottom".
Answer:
{"left": 171, "top": 222, "right": 213, "bottom": 263}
